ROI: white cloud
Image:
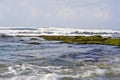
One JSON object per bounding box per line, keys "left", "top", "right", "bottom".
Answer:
{"left": 43, "top": 0, "right": 110, "bottom": 23}
{"left": 20, "top": 0, "right": 39, "bottom": 20}
{"left": 0, "top": 0, "right": 119, "bottom": 29}
{"left": 96, "top": 10, "right": 110, "bottom": 20}
{"left": 28, "top": 8, "right": 38, "bottom": 20}
{"left": 55, "top": 7, "right": 76, "bottom": 21}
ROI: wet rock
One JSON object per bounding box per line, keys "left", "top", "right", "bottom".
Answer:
{"left": 28, "top": 42, "right": 40, "bottom": 45}
{"left": 97, "top": 63, "right": 108, "bottom": 69}
{"left": 19, "top": 39, "right": 24, "bottom": 41}
{"left": 61, "top": 77, "right": 74, "bottom": 80}
{"left": 29, "top": 38, "right": 38, "bottom": 40}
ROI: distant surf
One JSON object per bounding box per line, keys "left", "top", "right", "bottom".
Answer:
{"left": 0, "top": 27, "right": 120, "bottom": 37}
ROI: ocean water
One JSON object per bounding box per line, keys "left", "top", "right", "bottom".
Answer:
{"left": 0, "top": 36, "right": 120, "bottom": 80}
{"left": 0, "top": 27, "right": 120, "bottom": 80}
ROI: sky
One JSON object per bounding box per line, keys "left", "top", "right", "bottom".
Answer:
{"left": 0, "top": 0, "right": 120, "bottom": 29}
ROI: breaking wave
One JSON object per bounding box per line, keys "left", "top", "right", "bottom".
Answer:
{"left": 0, "top": 27, "right": 120, "bottom": 37}
{"left": 0, "top": 63, "right": 120, "bottom": 80}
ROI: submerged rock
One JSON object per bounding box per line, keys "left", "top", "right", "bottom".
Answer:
{"left": 29, "top": 38, "right": 38, "bottom": 40}
{"left": 28, "top": 42, "right": 40, "bottom": 45}
{"left": 61, "top": 77, "right": 74, "bottom": 80}
{"left": 19, "top": 39, "right": 24, "bottom": 41}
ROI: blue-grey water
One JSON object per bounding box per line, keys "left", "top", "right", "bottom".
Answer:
{"left": 0, "top": 37, "right": 120, "bottom": 80}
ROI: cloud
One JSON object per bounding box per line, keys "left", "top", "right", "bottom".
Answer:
{"left": 44, "top": 7, "right": 76, "bottom": 22}
{"left": 56, "top": 8, "right": 75, "bottom": 21}
{"left": 20, "top": 0, "right": 39, "bottom": 20}
{"left": 44, "top": 0, "right": 110, "bottom": 22}
{"left": 96, "top": 10, "right": 109, "bottom": 20}
{"left": 0, "top": 0, "right": 119, "bottom": 29}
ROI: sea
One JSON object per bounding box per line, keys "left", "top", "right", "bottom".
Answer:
{"left": 0, "top": 27, "right": 120, "bottom": 80}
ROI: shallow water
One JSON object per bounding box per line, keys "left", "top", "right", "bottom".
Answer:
{"left": 0, "top": 37, "right": 120, "bottom": 80}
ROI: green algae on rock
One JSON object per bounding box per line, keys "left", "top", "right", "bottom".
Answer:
{"left": 40, "top": 35, "right": 120, "bottom": 46}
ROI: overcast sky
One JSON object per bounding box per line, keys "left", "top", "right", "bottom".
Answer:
{"left": 0, "top": 0, "right": 120, "bottom": 29}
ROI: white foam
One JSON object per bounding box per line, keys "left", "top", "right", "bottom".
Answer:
{"left": 0, "top": 27, "right": 120, "bottom": 37}
{"left": 81, "top": 68, "right": 107, "bottom": 78}
{"left": 43, "top": 73, "right": 60, "bottom": 80}
{"left": 1, "top": 64, "right": 120, "bottom": 80}
{"left": 3, "top": 75, "right": 58, "bottom": 80}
